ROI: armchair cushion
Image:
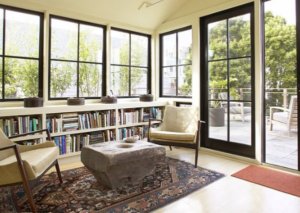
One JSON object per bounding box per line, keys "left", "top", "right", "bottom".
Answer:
{"left": 150, "top": 129, "right": 195, "bottom": 143}
{"left": 273, "top": 112, "right": 288, "bottom": 123}
{"left": 0, "top": 146, "right": 58, "bottom": 185}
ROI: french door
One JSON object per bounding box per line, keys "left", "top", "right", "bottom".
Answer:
{"left": 263, "top": 0, "right": 299, "bottom": 171}
{"left": 200, "top": 3, "right": 255, "bottom": 158}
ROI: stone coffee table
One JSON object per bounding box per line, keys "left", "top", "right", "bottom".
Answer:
{"left": 81, "top": 140, "right": 166, "bottom": 188}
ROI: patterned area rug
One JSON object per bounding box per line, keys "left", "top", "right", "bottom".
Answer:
{"left": 1, "top": 157, "right": 224, "bottom": 212}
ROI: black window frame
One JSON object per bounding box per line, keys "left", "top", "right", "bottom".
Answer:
{"left": 110, "top": 27, "right": 151, "bottom": 98}
{"left": 48, "top": 15, "right": 107, "bottom": 100}
{"left": 159, "top": 26, "right": 192, "bottom": 98}
{"left": 0, "top": 4, "right": 44, "bottom": 102}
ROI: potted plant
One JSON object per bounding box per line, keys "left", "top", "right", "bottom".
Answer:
{"left": 209, "top": 81, "right": 225, "bottom": 127}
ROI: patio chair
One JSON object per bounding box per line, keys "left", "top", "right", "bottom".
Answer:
{"left": 219, "top": 92, "right": 251, "bottom": 122}
{"left": 0, "top": 128, "right": 62, "bottom": 213}
{"left": 270, "top": 95, "right": 298, "bottom": 134}
{"left": 148, "top": 105, "right": 205, "bottom": 167}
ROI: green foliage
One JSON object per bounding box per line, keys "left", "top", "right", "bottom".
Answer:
{"left": 178, "top": 47, "right": 192, "bottom": 96}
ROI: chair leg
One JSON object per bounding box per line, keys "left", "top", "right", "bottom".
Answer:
{"left": 195, "top": 146, "right": 199, "bottom": 168}
{"left": 169, "top": 146, "right": 172, "bottom": 151}
{"left": 55, "top": 160, "right": 63, "bottom": 184}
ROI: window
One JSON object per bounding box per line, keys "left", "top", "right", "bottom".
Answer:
{"left": 49, "top": 16, "right": 106, "bottom": 99}
{"left": 0, "top": 6, "right": 43, "bottom": 101}
{"left": 160, "top": 26, "right": 192, "bottom": 97}
{"left": 110, "top": 28, "right": 151, "bottom": 97}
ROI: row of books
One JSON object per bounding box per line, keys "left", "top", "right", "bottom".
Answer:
{"left": 53, "top": 130, "right": 116, "bottom": 155}
{"left": 118, "top": 126, "right": 147, "bottom": 140}
{"left": 0, "top": 116, "right": 41, "bottom": 137}
{"left": 143, "top": 107, "right": 163, "bottom": 121}
{"left": 78, "top": 110, "right": 116, "bottom": 129}
{"left": 119, "top": 109, "right": 142, "bottom": 125}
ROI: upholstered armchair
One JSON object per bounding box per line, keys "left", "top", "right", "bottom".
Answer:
{"left": 148, "top": 105, "right": 205, "bottom": 167}
{"left": 0, "top": 128, "right": 62, "bottom": 213}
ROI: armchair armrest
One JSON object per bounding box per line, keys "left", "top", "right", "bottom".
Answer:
{"left": 0, "top": 144, "right": 17, "bottom": 152}
{"left": 9, "top": 128, "right": 51, "bottom": 141}
{"left": 270, "top": 106, "right": 289, "bottom": 119}
{"left": 148, "top": 118, "right": 163, "bottom": 141}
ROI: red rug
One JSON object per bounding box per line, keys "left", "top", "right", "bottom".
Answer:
{"left": 232, "top": 165, "right": 300, "bottom": 197}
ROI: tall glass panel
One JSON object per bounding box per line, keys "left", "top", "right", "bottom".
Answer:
{"left": 264, "top": 0, "right": 298, "bottom": 169}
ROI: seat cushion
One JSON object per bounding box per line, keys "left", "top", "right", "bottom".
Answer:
{"left": 150, "top": 130, "right": 195, "bottom": 144}
{"left": 273, "top": 112, "right": 288, "bottom": 123}
{"left": 0, "top": 147, "right": 58, "bottom": 185}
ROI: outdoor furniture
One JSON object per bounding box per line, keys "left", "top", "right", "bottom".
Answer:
{"left": 148, "top": 105, "right": 204, "bottom": 167}
{"left": 0, "top": 128, "right": 62, "bottom": 213}
{"left": 81, "top": 141, "right": 166, "bottom": 188}
{"left": 270, "top": 95, "right": 298, "bottom": 134}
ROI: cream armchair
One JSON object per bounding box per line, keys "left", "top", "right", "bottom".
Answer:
{"left": 148, "top": 105, "right": 205, "bottom": 167}
{"left": 0, "top": 128, "right": 62, "bottom": 213}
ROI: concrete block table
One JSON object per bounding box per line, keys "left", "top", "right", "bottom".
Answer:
{"left": 81, "top": 141, "right": 166, "bottom": 188}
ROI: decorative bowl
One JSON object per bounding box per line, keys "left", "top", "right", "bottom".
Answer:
{"left": 67, "top": 97, "right": 85, "bottom": 105}
{"left": 101, "top": 96, "right": 117, "bottom": 104}
{"left": 139, "top": 94, "right": 153, "bottom": 102}
{"left": 24, "top": 97, "right": 43, "bottom": 108}
{"left": 124, "top": 135, "right": 140, "bottom": 143}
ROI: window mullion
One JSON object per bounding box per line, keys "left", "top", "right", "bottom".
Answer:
{"left": 176, "top": 32, "right": 179, "bottom": 96}
{"left": 129, "top": 33, "right": 131, "bottom": 96}
{"left": 77, "top": 23, "right": 80, "bottom": 97}
{"left": 2, "top": 9, "right": 5, "bottom": 100}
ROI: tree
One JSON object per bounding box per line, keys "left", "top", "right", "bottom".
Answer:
{"left": 178, "top": 46, "right": 192, "bottom": 96}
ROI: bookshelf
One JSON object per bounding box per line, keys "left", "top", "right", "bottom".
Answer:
{"left": 0, "top": 101, "right": 166, "bottom": 159}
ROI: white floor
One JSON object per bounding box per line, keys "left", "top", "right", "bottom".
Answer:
{"left": 57, "top": 147, "right": 300, "bottom": 213}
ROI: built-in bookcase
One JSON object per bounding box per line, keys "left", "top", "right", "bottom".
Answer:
{"left": 0, "top": 102, "right": 166, "bottom": 158}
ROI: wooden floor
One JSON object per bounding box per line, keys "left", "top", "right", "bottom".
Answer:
{"left": 55, "top": 148, "right": 300, "bottom": 213}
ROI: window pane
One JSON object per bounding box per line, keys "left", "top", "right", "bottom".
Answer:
{"left": 79, "top": 63, "right": 102, "bottom": 97}
{"left": 163, "top": 34, "right": 176, "bottom": 66}
{"left": 162, "top": 67, "right": 176, "bottom": 96}
{"left": 6, "top": 10, "right": 40, "bottom": 58}
{"left": 0, "top": 58, "right": 2, "bottom": 99}
{"left": 209, "top": 101, "right": 227, "bottom": 140}
{"left": 79, "top": 24, "right": 103, "bottom": 63}
{"left": 178, "top": 29, "right": 192, "bottom": 65}
{"left": 229, "top": 14, "right": 251, "bottom": 58}
{"left": 110, "top": 65, "right": 129, "bottom": 96}
{"left": 51, "top": 18, "right": 78, "bottom": 60}
{"left": 5, "top": 58, "right": 38, "bottom": 98}
{"left": 50, "top": 61, "right": 77, "bottom": 97}
{"left": 131, "top": 67, "right": 147, "bottom": 95}
{"left": 0, "top": 9, "right": 3, "bottom": 54}
{"left": 229, "top": 58, "right": 251, "bottom": 101}
{"left": 208, "top": 20, "right": 227, "bottom": 60}
{"left": 178, "top": 65, "right": 192, "bottom": 96}
{"left": 111, "top": 30, "right": 129, "bottom": 65}
{"left": 131, "top": 34, "right": 148, "bottom": 67}
{"left": 208, "top": 60, "right": 227, "bottom": 100}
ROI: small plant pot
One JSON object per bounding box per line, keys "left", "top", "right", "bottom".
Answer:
{"left": 24, "top": 97, "right": 43, "bottom": 108}
{"left": 139, "top": 94, "right": 153, "bottom": 102}
{"left": 209, "top": 108, "right": 225, "bottom": 127}
{"left": 67, "top": 97, "right": 85, "bottom": 105}
{"left": 101, "top": 96, "right": 117, "bottom": 104}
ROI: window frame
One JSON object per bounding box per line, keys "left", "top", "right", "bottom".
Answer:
{"left": 0, "top": 4, "right": 44, "bottom": 102}
{"left": 48, "top": 15, "right": 107, "bottom": 100}
{"left": 110, "top": 27, "right": 151, "bottom": 98}
{"left": 159, "top": 26, "right": 192, "bottom": 98}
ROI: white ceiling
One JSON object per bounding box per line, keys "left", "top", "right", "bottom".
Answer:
{"left": 24, "top": 0, "right": 190, "bottom": 30}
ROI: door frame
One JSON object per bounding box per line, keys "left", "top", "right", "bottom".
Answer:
{"left": 200, "top": 3, "right": 256, "bottom": 158}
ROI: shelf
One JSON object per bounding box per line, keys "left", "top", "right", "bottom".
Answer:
{"left": 58, "top": 151, "right": 81, "bottom": 159}
{"left": 10, "top": 134, "right": 43, "bottom": 142}
{"left": 119, "top": 121, "right": 161, "bottom": 128}
{"left": 50, "top": 126, "right": 116, "bottom": 137}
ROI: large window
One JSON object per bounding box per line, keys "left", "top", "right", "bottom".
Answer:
{"left": 49, "top": 16, "right": 106, "bottom": 99}
{"left": 0, "top": 6, "right": 43, "bottom": 101}
{"left": 110, "top": 28, "right": 151, "bottom": 97}
{"left": 160, "top": 26, "right": 192, "bottom": 97}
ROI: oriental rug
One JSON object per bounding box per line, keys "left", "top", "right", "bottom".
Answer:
{"left": 1, "top": 157, "right": 224, "bottom": 212}
{"left": 232, "top": 165, "right": 300, "bottom": 197}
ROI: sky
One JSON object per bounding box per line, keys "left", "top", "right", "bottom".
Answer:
{"left": 265, "top": 0, "right": 296, "bottom": 25}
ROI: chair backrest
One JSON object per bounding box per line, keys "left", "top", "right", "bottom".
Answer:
{"left": 160, "top": 105, "right": 198, "bottom": 133}
{"left": 0, "top": 128, "right": 14, "bottom": 160}
{"left": 288, "top": 95, "right": 298, "bottom": 129}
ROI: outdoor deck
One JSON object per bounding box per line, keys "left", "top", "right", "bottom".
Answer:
{"left": 210, "top": 118, "right": 298, "bottom": 170}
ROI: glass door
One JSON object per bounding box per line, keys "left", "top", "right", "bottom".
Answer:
{"left": 200, "top": 3, "right": 255, "bottom": 158}
{"left": 263, "top": 0, "right": 299, "bottom": 170}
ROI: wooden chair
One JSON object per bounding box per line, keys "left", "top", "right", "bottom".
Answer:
{"left": 270, "top": 95, "right": 298, "bottom": 134}
{"left": 148, "top": 105, "right": 205, "bottom": 167}
{"left": 0, "top": 128, "right": 62, "bottom": 213}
